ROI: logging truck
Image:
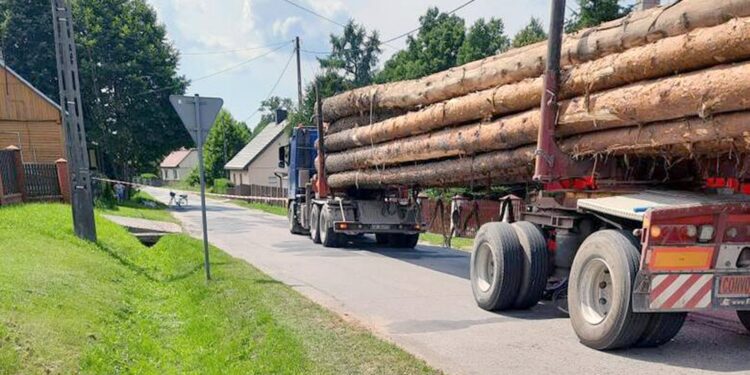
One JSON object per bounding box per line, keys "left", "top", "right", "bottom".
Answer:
{"left": 281, "top": 124, "right": 423, "bottom": 249}
{"left": 298, "top": 0, "right": 750, "bottom": 351}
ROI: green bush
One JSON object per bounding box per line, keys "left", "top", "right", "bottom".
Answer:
{"left": 212, "top": 178, "right": 233, "bottom": 194}
{"left": 140, "top": 172, "right": 159, "bottom": 181}
{"left": 95, "top": 182, "right": 117, "bottom": 209}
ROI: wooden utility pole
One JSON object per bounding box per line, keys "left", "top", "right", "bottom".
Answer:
{"left": 51, "top": 0, "right": 97, "bottom": 241}
{"left": 295, "top": 36, "right": 303, "bottom": 110}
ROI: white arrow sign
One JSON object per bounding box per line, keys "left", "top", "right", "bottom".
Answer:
{"left": 169, "top": 94, "right": 223, "bottom": 145}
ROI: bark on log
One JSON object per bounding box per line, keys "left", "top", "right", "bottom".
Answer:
{"left": 326, "top": 110, "right": 405, "bottom": 134}
{"left": 322, "top": 0, "right": 750, "bottom": 121}
{"left": 327, "top": 112, "right": 750, "bottom": 188}
{"left": 325, "top": 62, "right": 750, "bottom": 173}
{"left": 325, "top": 18, "right": 750, "bottom": 152}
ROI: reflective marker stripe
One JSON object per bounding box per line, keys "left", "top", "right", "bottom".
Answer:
{"left": 650, "top": 274, "right": 714, "bottom": 310}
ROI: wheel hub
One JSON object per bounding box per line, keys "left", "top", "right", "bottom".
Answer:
{"left": 578, "top": 258, "right": 613, "bottom": 325}
{"left": 475, "top": 243, "right": 495, "bottom": 293}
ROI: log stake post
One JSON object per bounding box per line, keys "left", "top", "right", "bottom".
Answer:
{"left": 534, "top": 0, "right": 568, "bottom": 183}
{"left": 315, "top": 85, "right": 330, "bottom": 198}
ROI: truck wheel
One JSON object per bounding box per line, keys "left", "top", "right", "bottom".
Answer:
{"left": 288, "top": 203, "right": 305, "bottom": 235}
{"left": 390, "top": 233, "right": 419, "bottom": 249}
{"left": 568, "top": 230, "right": 649, "bottom": 350}
{"left": 319, "top": 207, "right": 339, "bottom": 248}
{"left": 511, "top": 222, "right": 549, "bottom": 309}
{"left": 470, "top": 222, "right": 523, "bottom": 311}
{"left": 375, "top": 233, "right": 390, "bottom": 245}
{"left": 738, "top": 311, "right": 750, "bottom": 332}
{"left": 309, "top": 204, "right": 321, "bottom": 244}
{"left": 635, "top": 313, "right": 686, "bottom": 347}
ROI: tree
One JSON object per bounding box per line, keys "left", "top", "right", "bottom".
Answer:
{"left": 377, "top": 7, "right": 466, "bottom": 82}
{"left": 0, "top": 0, "right": 58, "bottom": 99}
{"left": 318, "top": 20, "right": 381, "bottom": 87}
{"left": 202, "top": 109, "right": 251, "bottom": 182}
{"left": 566, "top": 0, "right": 631, "bottom": 33}
{"left": 457, "top": 18, "right": 509, "bottom": 65}
{"left": 0, "top": 0, "right": 190, "bottom": 178}
{"left": 512, "top": 17, "right": 547, "bottom": 48}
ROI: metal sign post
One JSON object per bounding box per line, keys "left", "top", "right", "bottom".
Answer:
{"left": 170, "top": 94, "right": 223, "bottom": 281}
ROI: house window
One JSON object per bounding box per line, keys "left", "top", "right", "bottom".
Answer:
{"left": 173, "top": 169, "right": 178, "bottom": 180}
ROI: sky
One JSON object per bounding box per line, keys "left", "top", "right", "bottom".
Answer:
{"left": 147, "top": 0, "right": 640, "bottom": 129}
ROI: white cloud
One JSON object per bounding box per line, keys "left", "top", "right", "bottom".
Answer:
{"left": 272, "top": 16, "right": 302, "bottom": 38}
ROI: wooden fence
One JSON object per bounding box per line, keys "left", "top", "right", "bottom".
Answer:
{"left": 23, "top": 163, "right": 62, "bottom": 201}
{"left": 0, "top": 146, "right": 68, "bottom": 206}
{"left": 228, "top": 184, "right": 288, "bottom": 205}
{"left": 421, "top": 197, "right": 523, "bottom": 238}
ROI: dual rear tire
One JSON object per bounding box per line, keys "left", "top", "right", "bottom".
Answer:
{"left": 471, "top": 225, "right": 686, "bottom": 350}
{"left": 470, "top": 222, "right": 548, "bottom": 311}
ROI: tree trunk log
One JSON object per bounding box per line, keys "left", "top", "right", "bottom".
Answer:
{"left": 322, "top": 0, "right": 750, "bottom": 120}
{"left": 327, "top": 112, "right": 750, "bottom": 188}
{"left": 326, "top": 110, "right": 405, "bottom": 134}
{"left": 325, "top": 18, "right": 750, "bottom": 152}
{"left": 325, "top": 62, "right": 750, "bottom": 173}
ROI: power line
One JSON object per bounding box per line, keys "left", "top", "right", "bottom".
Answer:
{"left": 243, "top": 48, "right": 297, "bottom": 123}
{"left": 134, "top": 42, "right": 291, "bottom": 97}
{"left": 381, "top": 0, "right": 478, "bottom": 44}
{"left": 181, "top": 40, "right": 292, "bottom": 56}
{"left": 280, "top": 0, "right": 346, "bottom": 28}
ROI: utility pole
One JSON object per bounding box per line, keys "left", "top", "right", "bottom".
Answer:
{"left": 295, "top": 36, "right": 303, "bottom": 110}
{"left": 51, "top": 0, "right": 97, "bottom": 241}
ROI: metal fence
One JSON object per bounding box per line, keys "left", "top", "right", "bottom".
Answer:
{"left": 0, "top": 150, "right": 19, "bottom": 196}
{"left": 421, "top": 197, "right": 522, "bottom": 238}
{"left": 23, "top": 163, "right": 61, "bottom": 200}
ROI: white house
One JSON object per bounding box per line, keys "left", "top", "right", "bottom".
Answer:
{"left": 159, "top": 148, "right": 198, "bottom": 182}
{"left": 225, "top": 120, "right": 289, "bottom": 188}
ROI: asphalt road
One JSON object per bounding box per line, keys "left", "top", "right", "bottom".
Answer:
{"left": 145, "top": 187, "right": 750, "bottom": 375}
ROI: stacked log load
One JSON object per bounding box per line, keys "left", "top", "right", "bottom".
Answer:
{"left": 321, "top": 0, "right": 750, "bottom": 189}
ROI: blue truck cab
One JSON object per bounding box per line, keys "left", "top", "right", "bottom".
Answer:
{"left": 280, "top": 125, "right": 423, "bottom": 249}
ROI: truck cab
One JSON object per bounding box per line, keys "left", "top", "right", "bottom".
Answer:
{"left": 281, "top": 125, "right": 424, "bottom": 248}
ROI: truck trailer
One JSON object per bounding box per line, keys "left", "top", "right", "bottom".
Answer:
{"left": 288, "top": 0, "right": 750, "bottom": 350}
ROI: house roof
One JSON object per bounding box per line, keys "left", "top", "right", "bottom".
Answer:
{"left": 160, "top": 149, "right": 195, "bottom": 168}
{"left": 0, "top": 61, "right": 61, "bottom": 111}
{"left": 225, "top": 120, "right": 287, "bottom": 170}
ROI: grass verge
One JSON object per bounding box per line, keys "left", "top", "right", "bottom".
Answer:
{"left": 99, "top": 190, "right": 177, "bottom": 223}
{"left": 420, "top": 232, "right": 474, "bottom": 251}
{"left": 230, "top": 199, "right": 287, "bottom": 216}
{"left": 0, "top": 204, "right": 437, "bottom": 374}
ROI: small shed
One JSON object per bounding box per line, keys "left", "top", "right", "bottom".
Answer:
{"left": 0, "top": 62, "right": 64, "bottom": 163}
{"left": 159, "top": 148, "right": 198, "bottom": 182}
{"left": 225, "top": 120, "right": 289, "bottom": 188}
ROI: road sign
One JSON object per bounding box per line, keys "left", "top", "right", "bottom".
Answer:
{"left": 169, "top": 95, "right": 223, "bottom": 145}
{"left": 170, "top": 94, "right": 223, "bottom": 281}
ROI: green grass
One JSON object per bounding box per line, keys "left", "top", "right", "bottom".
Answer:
{"left": 420, "top": 232, "right": 474, "bottom": 251}
{"left": 231, "top": 200, "right": 287, "bottom": 217}
{"left": 99, "top": 190, "right": 177, "bottom": 223}
{"left": 0, "top": 204, "right": 438, "bottom": 374}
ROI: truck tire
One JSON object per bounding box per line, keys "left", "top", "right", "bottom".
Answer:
{"left": 320, "top": 207, "right": 340, "bottom": 248}
{"left": 390, "top": 233, "right": 419, "bottom": 249}
{"left": 470, "top": 222, "right": 523, "bottom": 311}
{"left": 568, "top": 230, "right": 649, "bottom": 350}
{"left": 288, "top": 203, "right": 305, "bottom": 235}
{"left": 375, "top": 233, "right": 390, "bottom": 245}
{"left": 310, "top": 204, "right": 321, "bottom": 244}
{"left": 738, "top": 311, "right": 750, "bottom": 332}
{"left": 635, "top": 313, "right": 686, "bottom": 347}
{"left": 511, "top": 222, "right": 549, "bottom": 310}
